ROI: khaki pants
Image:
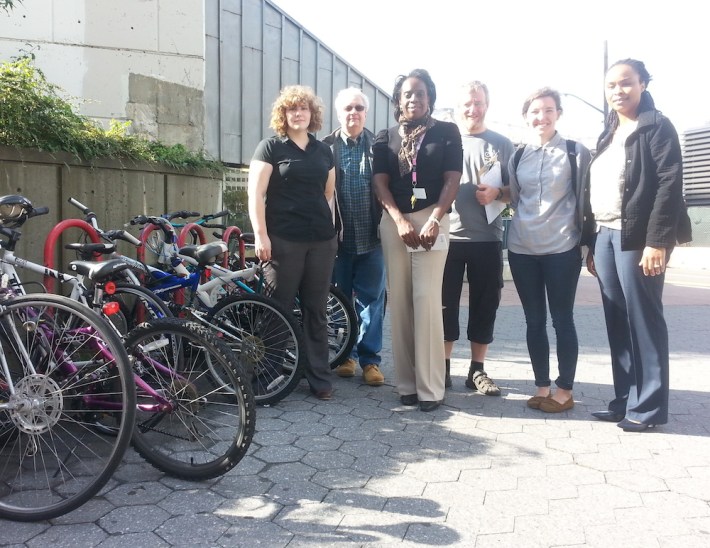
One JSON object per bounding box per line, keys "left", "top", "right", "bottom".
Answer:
{"left": 380, "top": 207, "right": 448, "bottom": 401}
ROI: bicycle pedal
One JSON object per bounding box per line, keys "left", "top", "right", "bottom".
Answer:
{"left": 266, "top": 375, "right": 285, "bottom": 391}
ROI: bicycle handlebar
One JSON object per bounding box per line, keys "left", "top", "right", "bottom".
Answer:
{"left": 28, "top": 206, "right": 49, "bottom": 218}
{"left": 163, "top": 210, "right": 201, "bottom": 221}
{"left": 68, "top": 197, "right": 91, "bottom": 215}
{"left": 103, "top": 229, "right": 141, "bottom": 246}
{"left": 67, "top": 196, "right": 100, "bottom": 232}
{"left": 129, "top": 214, "right": 177, "bottom": 238}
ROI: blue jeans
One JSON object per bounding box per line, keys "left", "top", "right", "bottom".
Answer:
{"left": 592, "top": 227, "right": 669, "bottom": 424}
{"left": 508, "top": 247, "right": 582, "bottom": 390}
{"left": 333, "top": 246, "right": 386, "bottom": 367}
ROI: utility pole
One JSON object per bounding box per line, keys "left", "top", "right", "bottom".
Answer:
{"left": 602, "top": 40, "right": 609, "bottom": 123}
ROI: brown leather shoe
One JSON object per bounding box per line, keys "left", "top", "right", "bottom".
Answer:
{"left": 334, "top": 358, "right": 356, "bottom": 378}
{"left": 539, "top": 396, "right": 574, "bottom": 413}
{"left": 526, "top": 395, "right": 550, "bottom": 409}
{"left": 362, "top": 364, "right": 384, "bottom": 386}
{"left": 310, "top": 388, "right": 333, "bottom": 401}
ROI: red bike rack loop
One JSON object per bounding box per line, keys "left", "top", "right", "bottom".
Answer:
{"left": 221, "top": 226, "right": 245, "bottom": 269}
{"left": 43, "top": 219, "right": 100, "bottom": 294}
{"left": 177, "top": 223, "right": 207, "bottom": 248}
{"left": 137, "top": 223, "right": 161, "bottom": 264}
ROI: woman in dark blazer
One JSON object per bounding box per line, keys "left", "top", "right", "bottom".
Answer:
{"left": 584, "top": 59, "right": 692, "bottom": 431}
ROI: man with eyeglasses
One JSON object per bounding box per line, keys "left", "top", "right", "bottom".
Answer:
{"left": 323, "top": 88, "right": 386, "bottom": 387}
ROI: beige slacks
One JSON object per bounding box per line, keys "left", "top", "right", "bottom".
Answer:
{"left": 380, "top": 206, "right": 448, "bottom": 401}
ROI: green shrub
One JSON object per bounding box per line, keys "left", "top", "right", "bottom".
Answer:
{"left": 1, "top": 1, "right": 22, "bottom": 12}
{"left": 0, "top": 56, "right": 225, "bottom": 173}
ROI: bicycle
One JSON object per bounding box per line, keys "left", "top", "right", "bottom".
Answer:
{"left": 1, "top": 196, "right": 257, "bottom": 483}
{"left": 0, "top": 199, "right": 136, "bottom": 521}
{"left": 127, "top": 214, "right": 307, "bottom": 406}
{"left": 135, "top": 208, "right": 242, "bottom": 270}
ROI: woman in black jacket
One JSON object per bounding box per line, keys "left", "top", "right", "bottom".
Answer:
{"left": 584, "top": 59, "right": 692, "bottom": 432}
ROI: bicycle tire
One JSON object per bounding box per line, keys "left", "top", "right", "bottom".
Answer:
{"left": 259, "top": 279, "right": 358, "bottom": 370}
{"left": 103, "top": 282, "right": 173, "bottom": 332}
{"left": 141, "top": 225, "right": 168, "bottom": 266}
{"left": 0, "top": 293, "right": 135, "bottom": 522}
{"left": 125, "top": 318, "right": 255, "bottom": 480}
{"left": 325, "top": 285, "right": 358, "bottom": 369}
{"left": 206, "top": 293, "right": 305, "bottom": 406}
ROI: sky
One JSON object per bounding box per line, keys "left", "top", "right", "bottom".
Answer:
{"left": 271, "top": 0, "right": 708, "bottom": 147}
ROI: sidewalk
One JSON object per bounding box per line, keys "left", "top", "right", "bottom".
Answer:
{"left": 5, "top": 268, "right": 710, "bottom": 547}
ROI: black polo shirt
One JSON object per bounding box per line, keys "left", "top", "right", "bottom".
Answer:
{"left": 373, "top": 120, "right": 463, "bottom": 213}
{"left": 252, "top": 134, "right": 336, "bottom": 242}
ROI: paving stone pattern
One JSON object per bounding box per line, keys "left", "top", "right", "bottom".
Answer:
{"left": 4, "top": 271, "right": 710, "bottom": 547}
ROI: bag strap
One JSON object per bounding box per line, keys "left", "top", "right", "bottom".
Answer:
{"left": 566, "top": 139, "right": 577, "bottom": 185}
{"left": 513, "top": 144, "right": 525, "bottom": 174}
{"left": 513, "top": 140, "right": 577, "bottom": 181}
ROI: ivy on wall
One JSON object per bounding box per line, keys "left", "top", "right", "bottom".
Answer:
{"left": 0, "top": 55, "right": 224, "bottom": 173}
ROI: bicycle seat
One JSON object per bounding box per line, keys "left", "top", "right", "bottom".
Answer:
{"left": 68, "top": 259, "right": 131, "bottom": 281}
{"left": 179, "top": 241, "right": 228, "bottom": 266}
{"left": 0, "top": 195, "right": 33, "bottom": 228}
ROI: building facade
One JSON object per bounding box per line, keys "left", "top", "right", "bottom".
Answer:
{"left": 0, "top": 0, "right": 393, "bottom": 167}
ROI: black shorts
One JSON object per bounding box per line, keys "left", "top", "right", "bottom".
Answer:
{"left": 442, "top": 241, "right": 503, "bottom": 344}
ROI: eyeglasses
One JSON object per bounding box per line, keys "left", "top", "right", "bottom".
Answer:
{"left": 344, "top": 105, "right": 366, "bottom": 112}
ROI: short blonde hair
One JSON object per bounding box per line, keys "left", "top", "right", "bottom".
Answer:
{"left": 269, "top": 85, "right": 324, "bottom": 136}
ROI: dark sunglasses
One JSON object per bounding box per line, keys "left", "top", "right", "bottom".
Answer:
{"left": 344, "top": 105, "right": 366, "bottom": 112}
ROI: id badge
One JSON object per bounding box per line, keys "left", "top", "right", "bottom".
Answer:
{"left": 413, "top": 187, "right": 427, "bottom": 199}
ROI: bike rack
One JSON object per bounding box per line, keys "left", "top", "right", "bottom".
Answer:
{"left": 136, "top": 223, "right": 160, "bottom": 264}
{"left": 177, "top": 223, "right": 207, "bottom": 248}
{"left": 43, "top": 219, "right": 100, "bottom": 294}
{"left": 220, "top": 226, "right": 245, "bottom": 269}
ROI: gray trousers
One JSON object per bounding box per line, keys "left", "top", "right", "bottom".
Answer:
{"left": 264, "top": 234, "right": 338, "bottom": 393}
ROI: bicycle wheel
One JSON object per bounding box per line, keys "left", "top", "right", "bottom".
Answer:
{"left": 101, "top": 283, "right": 172, "bottom": 332}
{"left": 326, "top": 285, "right": 358, "bottom": 368}
{"left": 141, "top": 225, "right": 168, "bottom": 266}
{"left": 125, "top": 318, "right": 255, "bottom": 480}
{"left": 206, "top": 293, "right": 305, "bottom": 406}
{"left": 0, "top": 293, "right": 135, "bottom": 522}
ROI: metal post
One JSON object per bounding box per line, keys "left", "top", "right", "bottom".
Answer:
{"left": 602, "top": 40, "right": 609, "bottom": 123}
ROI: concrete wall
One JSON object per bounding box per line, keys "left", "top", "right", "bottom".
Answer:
{"left": 0, "top": 0, "right": 204, "bottom": 148}
{"left": 0, "top": 0, "right": 393, "bottom": 167}
{"left": 0, "top": 146, "right": 222, "bottom": 289}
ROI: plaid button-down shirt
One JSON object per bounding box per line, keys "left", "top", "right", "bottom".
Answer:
{"left": 337, "top": 133, "right": 377, "bottom": 254}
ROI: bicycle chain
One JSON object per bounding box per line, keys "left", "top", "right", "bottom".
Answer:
{"left": 137, "top": 418, "right": 200, "bottom": 442}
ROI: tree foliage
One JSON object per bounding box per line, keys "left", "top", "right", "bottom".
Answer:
{"left": 1, "top": 1, "right": 22, "bottom": 13}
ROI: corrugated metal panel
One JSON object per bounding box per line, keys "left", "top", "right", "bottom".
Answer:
{"left": 683, "top": 126, "right": 710, "bottom": 207}
{"left": 205, "top": 0, "right": 394, "bottom": 166}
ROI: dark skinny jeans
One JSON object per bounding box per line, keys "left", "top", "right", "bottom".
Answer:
{"left": 508, "top": 246, "right": 582, "bottom": 390}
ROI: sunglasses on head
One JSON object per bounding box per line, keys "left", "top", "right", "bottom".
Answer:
{"left": 344, "top": 105, "right": 365, "bottom": 112}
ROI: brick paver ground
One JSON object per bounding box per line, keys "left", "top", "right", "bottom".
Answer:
{"left": 4, "top": 263, "right": 710, "bottom": 547}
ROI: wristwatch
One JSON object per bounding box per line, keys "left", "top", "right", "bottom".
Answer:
{"left": 496, "top": 188, "right": 504, "bottom": 201}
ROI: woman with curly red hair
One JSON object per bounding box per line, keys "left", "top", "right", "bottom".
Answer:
{"left": 248, "top": 85, "right": 337, "bottom": 400}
